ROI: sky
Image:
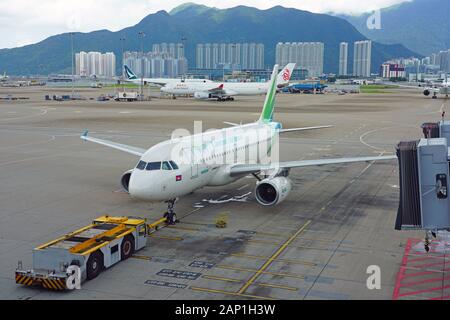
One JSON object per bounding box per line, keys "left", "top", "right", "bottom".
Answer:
{"left": 0, "top": 0, "right": 411, "bottom": 49}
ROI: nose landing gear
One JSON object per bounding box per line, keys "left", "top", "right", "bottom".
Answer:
{"left": 164, "top": 199, "right": 178, "bottom": 225}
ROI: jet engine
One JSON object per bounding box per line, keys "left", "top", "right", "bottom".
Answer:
{"left": 255, "top": 176, "right": 292, "bottom": 206}
{"left": 120, "top": 170, "right": 133, "bottom": 193}
{"left": 423, "top": 89, "right": 431, "bottom": 96}
{"left": 194, "top": 92, "right": 211, "bottom": 100}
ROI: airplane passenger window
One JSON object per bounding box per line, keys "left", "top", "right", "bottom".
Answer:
{"left": 136, "top": 161, "right": 147, "bottom": 170}
{"left": 146, "top": 162, "right": 162, "bottom": 171}
{"left": 170, "top": 161, "right": 179, "bottom": 170}
{"left": 162, "top": 162, "right": 172, "bottom": 171}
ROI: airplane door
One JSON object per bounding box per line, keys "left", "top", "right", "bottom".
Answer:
{"left": 191, "top": 164, "right": 199, "bottom": 179}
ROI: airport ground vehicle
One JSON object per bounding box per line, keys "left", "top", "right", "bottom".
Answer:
{"left": 15, "top": 216, "right": 165, "bottom": 290}
{"left": 115, "top": 91, "right": 138, "bottom": 102}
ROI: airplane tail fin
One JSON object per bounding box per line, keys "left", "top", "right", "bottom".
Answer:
{"left": 276, "top": 63, "right": 296, "bottom": 87}
{"left": 259, "top": 65, "right": 279, "bottom": 123}
{"left": 124, "top": 65, "right": 138, "bottom": 80}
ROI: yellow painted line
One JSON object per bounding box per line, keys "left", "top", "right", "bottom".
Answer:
{"left": 257, "top": 282, "right": 299, "bottom": 291}
{"left": 132, "top": 255, "right": 152, "bottom": 261}
{"left": 230, "top": 253, "right": 316, "bottom": 266}
{"left": 182, "top": 221, "right": 211, "bottom": 226}
{"left": 190, "top": 287, "right": 276, "bottom": 300}
{"left": 202, "top": 275, "right": 243, "bottom": 283}
{"left": 148, "top": 234, "right": 183, "bottom": 241}
{"left": 238, "top": 220, "right": 312, "bottom": 294}
{"left": 216, "top": 265, "right": 305, "bottom": 280}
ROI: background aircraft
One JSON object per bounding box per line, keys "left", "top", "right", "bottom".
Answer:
{"left": 0, "top": 72, "right": 8, "bottom": 82}
{"left": 81, "top": 65, "right": 396, "bottom": 224}
{"left": 124, "top": 65, "right": 212, "bottom": 87}
{"left": 392, "top": 77, "right": 449, "bottom": 99}
{"left": 160, "top": 63, "right": 296, "bottom": 101}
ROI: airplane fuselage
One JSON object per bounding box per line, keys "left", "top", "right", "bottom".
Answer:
{"left": 128, "top": 121, "right": 279, "bottom": 201}
{"left": 161, "top": 81, "right": 269, "bottom": 97}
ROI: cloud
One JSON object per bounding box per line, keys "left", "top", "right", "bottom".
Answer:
{"left": 0, "top": 0, "right": 411, "bottom": 49}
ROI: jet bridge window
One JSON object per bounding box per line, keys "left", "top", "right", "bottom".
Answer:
{"left": 136, "top": 161, "right": 147, "bottom": 170}
{"left": 170, "top": 161, "right": 179, "bottom": 170}
{"left": 146, "top": 162, "right": 162, "bottom": 171}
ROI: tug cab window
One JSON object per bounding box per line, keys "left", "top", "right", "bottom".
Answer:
{"left": 146, "top": 162, "right": 162, "bottom": 171}
{"left": 162, "top": 162, "right": 172, "bottom": 171}
{"left": 170, "top": 161, "right": 179, "bottom": 170}
{"left": 136, "top": 161, "right": 147, "bottom": 170}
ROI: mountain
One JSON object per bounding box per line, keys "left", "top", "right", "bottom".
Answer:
{"left": 0, "top": 4, "right": 418, "bottom": 75}
{"left": 341, "top": 0, "right": 450, "bottom": 56}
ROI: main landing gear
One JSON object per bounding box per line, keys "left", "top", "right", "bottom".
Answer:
{"left": 164, "top": 199, "right": 178, "bottom": 225}
{"left": 217, "top": 97, "right": 234, "bottom": 102}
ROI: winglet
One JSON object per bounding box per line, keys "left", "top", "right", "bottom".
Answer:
{"left": 81, "top": 130, "right": 89, "bottom": 139}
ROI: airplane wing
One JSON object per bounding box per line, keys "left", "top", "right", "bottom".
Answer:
{"left": 279, "top": 125, "right": 334, "bottom": 133}
{"left": 80, "top": 131, "right": 146, "bottom": 157}
{"left": 229, "top": 155, "right": 396, "bottom": 177}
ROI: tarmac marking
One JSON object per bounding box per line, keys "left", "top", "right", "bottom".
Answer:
{"left": 230, "top": 253, "right": 317, "bottom": 266}
{"left": 256, "top": 282, "right": 299, "bottom": 291}
{"left": 202, "top": 275, "right": 243, "bottom": 283}
{"left": 238, "top": 220, "right": 312, "bottom": 294}
{"left": 190, "top": 287, "right": 276, "bottom": 300}
{"left": 215, "top": 265, "right": 305, "bottom": 280}
{"left": 237, "top": 184, "right": 249, "bottom": 191}
{"left": 245, "top": 240, "right": 333, "bottom": 252}
{"left": 132, "top": 255, "right": 152, "bottom": 261}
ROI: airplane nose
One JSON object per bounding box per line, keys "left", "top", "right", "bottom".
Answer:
{"left": 128, "top": 171, "right": 151, "bottom": 200}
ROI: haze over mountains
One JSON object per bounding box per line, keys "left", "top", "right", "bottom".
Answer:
{"left": 0, "top": 3, "right": 419, "bottom": 75}
{"left": 341, "top": 0, "right": 449, "bottom": 56}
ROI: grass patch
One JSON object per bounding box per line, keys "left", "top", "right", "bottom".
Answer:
{"left": 360, "top": 84, "right": 398, "bottom": 94}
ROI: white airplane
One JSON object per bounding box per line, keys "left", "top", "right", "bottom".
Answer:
{"left": 124, "top": 65, "right": 212, "bottom": 87}
{"left": 0, "top": 72, "right": 8, "bottom": 82}
{"left": 394, "top": 77, "right": 450, "bottom": 99}
{"left": 160, "top": 63, "right": 297, "bottom": 101}
{"left": 81, "top": 64, "right": 396, "bottom": 224}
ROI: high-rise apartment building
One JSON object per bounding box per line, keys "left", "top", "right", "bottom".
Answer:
{"left": 339, "top": 42, "right": 348, "bottom": 76}
{"left": 353, "top": 40, "right": 372, "bottom": 77}
{"left": 196, "top": 43, "right": 265, "bottom": 70}
{"left": 275, "top": 42, "right": 324, "bottom": 77}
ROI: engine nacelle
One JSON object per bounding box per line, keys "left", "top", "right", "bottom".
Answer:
{"left": 194, "top": 92, "right": 211, "bottom": 100}
{"left": 121, "top": 170, "right": 133, "bottom": 193}
{"left": 423, "top": 89, "right": 431, "bottom": 96}
{"left": 255, "top": 177, "right": 292, "bottom": 206}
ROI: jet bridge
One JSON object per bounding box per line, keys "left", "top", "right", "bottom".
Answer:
{"left": 396, "top": 121, "right": 450, "bottom": 251}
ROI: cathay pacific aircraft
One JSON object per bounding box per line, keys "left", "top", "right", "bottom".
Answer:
{"left": 160, "top": 63, "right": 296, "bottom": 101}
{"left": 124, "top": 65, "right": 212, "bottom": 87}
{"left": 81, "top": 65, "right": 396, "bottom": 224}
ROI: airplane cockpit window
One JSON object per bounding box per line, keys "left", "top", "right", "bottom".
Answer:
{"left": 170, "top": 161, "right": 179, "bottom": 170}
{"left": 146, "top": 162, "right": 162, "bottom": 171}
{"left": 136, "top": 161, "right": 147, "bottom": 170}
{"left": 162, "top": 162, "right": 172, "bottom": 171}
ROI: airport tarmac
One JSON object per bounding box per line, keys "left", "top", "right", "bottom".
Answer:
{"left": 0, "top": 86, "right": 447, "bottom": 300}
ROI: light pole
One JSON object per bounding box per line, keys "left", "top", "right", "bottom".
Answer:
{"left": 70, "top": 32, "right": 75, "bottom": 97}
{"left": 120, "top": 37, "right": 126, "bottom": 92}
{"left": 138, "top": 31, "right": 145, "bottom": 101}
